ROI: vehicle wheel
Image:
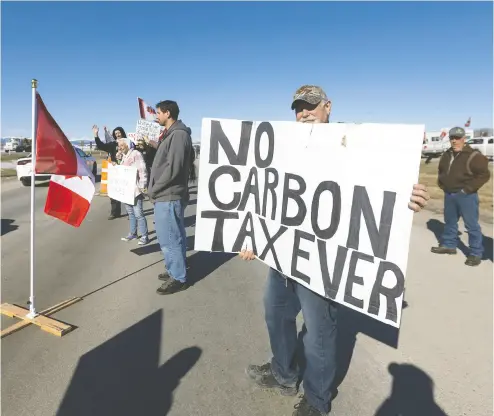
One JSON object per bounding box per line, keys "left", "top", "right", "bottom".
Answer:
{"left": 21, "top": 178, "right": 31, "bottom": 186}
{"left": 92, "top": 162, "right": 97, "bottom": 176}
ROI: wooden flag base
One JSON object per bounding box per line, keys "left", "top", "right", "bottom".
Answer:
{"left": 0, "top": 297, "right": 82, "bottom": 338}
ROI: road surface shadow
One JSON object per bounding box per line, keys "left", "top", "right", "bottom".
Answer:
{"left": 296, "top": 302, "right": 409, "bottom": 403}
{"left": 1, "top": 219, "right": 19, "bottom": 236}
{"left": 130, "top": 235, "right": 195, "bottom": 257}
{"left": 130, "top": 234, "right": 234, "bottom": 285}
{"left": 82, "top": 260, "right": 163, "bottom": 299}
{"left": 184, "top": 214, "right": 196, "bottom": 228}
{"left": 374, "top": 363, "right": 447, "bottom": 416}
{"left": 185, "top": 250, "right": 236, "bottom": 286}
{"left": 427, "top": 219, "right": 493, "bottom": 261}
{"left": 56, "top": 310, "right": 202, "bottom": 416}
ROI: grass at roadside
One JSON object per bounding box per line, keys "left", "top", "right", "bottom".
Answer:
{"left": 1, "top": 153, "right": 29, "bottom": 162}
{"left": 418, "top": 160, "right": 493, "bottom": 212}
{"left": 1, "top": 168, "right": 17, "bottom": 177}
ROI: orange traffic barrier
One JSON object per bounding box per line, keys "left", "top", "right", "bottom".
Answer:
{"left": 100, "top": 158, "right": 110, "bottom": 195}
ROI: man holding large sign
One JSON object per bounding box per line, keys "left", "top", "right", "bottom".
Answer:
{"left": 194, "top": 85, "right": 430, "bottom": 415}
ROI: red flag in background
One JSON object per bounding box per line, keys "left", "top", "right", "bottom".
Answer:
{"left": 465, "top": 117, "right": 471, "bottom": 127}
{"left": 138, "top": 97, "right": 158, "bottom": 122}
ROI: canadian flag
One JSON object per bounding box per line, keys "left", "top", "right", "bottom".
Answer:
{"left": 35, "top": 93, "right": 95, "bottom": 227}
{"left": 138, "top": 97, "right": 158, "bottom": 122}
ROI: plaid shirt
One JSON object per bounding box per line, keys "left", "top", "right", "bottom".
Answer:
{"left": 120, "top": 149, "right": 148, "bottom": 196}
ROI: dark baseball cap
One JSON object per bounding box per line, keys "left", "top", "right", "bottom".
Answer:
{"left": 449, "top": 127, "right": 466, "bottom": 138}
{"left": 291, "top": 85, "right": 329, "bottom": 110}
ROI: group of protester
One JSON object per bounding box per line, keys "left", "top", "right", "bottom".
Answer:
{"left": 89, "top": 85, "right": 489, "bottom": 416}
{"left": 93, "top": 100, "right": 196, "bottom": 296}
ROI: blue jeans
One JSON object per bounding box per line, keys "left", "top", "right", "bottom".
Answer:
{"left": 264, "top": 269, "right": 337, "bottom": 414}
{"left": 442, "top": 191, "right": 483, "bottom": 257}
{"left": 124, "top": 195, "right": 148, "bottom": 239}
{"left": 154, "top": 200, "right": 187, "bottom": 283}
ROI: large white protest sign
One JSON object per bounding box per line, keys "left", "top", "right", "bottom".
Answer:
{"left": 107, "top": 164, "right": 137, "bottom": 205}
{"left": 194, "top": 118, "right": 424, "bottom": 328}
{"left": 136, "top": 119, "right": 162, "bottom": 142}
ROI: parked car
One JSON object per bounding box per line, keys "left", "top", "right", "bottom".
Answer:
{"left": 16, "top": 146, "right": 97, "bottom": 186}
{"left": 422, "top": 135, "right": 449, "bottom": 157}
{"left": 466, "top": 137, "right": 493, "bottom": 159}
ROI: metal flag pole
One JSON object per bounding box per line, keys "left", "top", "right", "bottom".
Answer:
{"left": 27, "top": 78, "right": 38, "bottom": 319}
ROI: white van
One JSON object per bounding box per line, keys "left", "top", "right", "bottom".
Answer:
{"left": 466, "top": 137, "right": 494, "bottom": 159}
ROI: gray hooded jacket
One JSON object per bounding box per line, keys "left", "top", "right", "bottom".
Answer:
{"left": 148, "top": 120, "right": 193, "bottom": 203}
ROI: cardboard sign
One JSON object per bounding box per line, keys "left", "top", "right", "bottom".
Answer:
{"left": 136, "top": 119, "right": 162, "bottom": 143}
{"left": 107, "top": 164, "right": 137, "bottom": 205}
{"left": 194, "top": 118, "right": 424, "bottom": 328}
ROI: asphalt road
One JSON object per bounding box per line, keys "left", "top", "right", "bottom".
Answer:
{"left": 1, "top": 176, "right": 492, "bottom": 416}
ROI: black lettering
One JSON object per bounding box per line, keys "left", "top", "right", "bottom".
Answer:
{"left": 311, "top": 181, "right": 341, "bottom": 240}
{"left": 344, "top": 250, "right": 374, "bottom": 309}
{"left": 346, "top": 186, "right": 396, "bottom": 260}
{"left": 317, "top": 242, "right": 348, "bottom": 300}
{"left": 208, "top": 165, "right": 241, "bottom": 210}
{"left": 232, "top": 212, "right": 258, "bottom": 254}
{"left": 368, "top": 260, "right": 405, "bottom": 323}
{"left": 209, "top": 120, "right": 253, "bottom": 165}
{"left": 291, "top": 229, "right": 314, "bottom": 284}
{"left": 281, "top": 173, "right": 307, "bottom": 227}
{"left": 258, "top": 218, "right": 288, "bottom": 271}
{"left": 262, "top": 168, "right": 279, "bottom": 220}
{"left": 201, "top": 210, "right": 239, "bottom": 251}
{"left": 254, "top": 122, "right": 275, "bottom": 168}
{"left": 237, "top": 167, "right": 260, "bottom": 214}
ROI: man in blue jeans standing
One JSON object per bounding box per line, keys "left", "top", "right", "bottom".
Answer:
{"left": 148, "top": 100, "right": 195, "bottom": 294}
{"left": 239, "top": 85, "right": 431, "bottom": 415}
{"left": 431, "top": 126, "right": 490, "bottom": 266}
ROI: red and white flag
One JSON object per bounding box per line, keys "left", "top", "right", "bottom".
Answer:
{"left": 138, "top": 97, "right": 157, "bottom": 122}
{"left": 35, "top": 93, "right": 95, "bottom": 227}
{"left": 465, "top": 117, "right": 471, "bottom": 127}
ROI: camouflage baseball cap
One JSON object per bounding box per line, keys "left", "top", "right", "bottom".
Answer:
{"left": 449, "top": 127, "right": 466, "bottom": 138}
{"left": 291, "top": 85, "right": 329, "bottom": 110}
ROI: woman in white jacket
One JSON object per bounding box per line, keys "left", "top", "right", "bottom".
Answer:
{"left": 116, "top": 139, "right": 149, "bottom": 245}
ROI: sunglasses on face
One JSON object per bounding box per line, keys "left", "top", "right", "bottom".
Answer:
{"left": 449, "top": 136, "right": 464, "bottom": 140}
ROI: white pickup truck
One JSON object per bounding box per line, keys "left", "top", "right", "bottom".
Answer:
{"left": 422, "top": 136, "right": 449, "bottom": 157}
{"left": 466, "top": 137, "right": 494, "bottom": 159}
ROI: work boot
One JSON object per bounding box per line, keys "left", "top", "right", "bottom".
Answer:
{"left": 156, "top": 279, "right": 188, "bottom": 295}
{"left": 293, "top": 395, "right": 329, "bottom": 416}
{"left": 246, "top": 362, "right": 272, "bottom": 381}
{"left": 465, "top": 255, "right": 481, "bottom": 266}
{"left": 158, "top": 271, "right": 171, "bottom": 282}
{"left": 158, "top": 263, "right": 189, "bottom": 281}
{"left": 431, "top": 246, "right": 457, "bottom": 255}
{"left": 245, "top": 362, "right": 297, "bottom": 396}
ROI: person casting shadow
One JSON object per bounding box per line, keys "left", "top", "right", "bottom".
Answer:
{"left": 56, "top": 310, "right": 202, "bottom": 416}
{"left": 374, "top": 363, "right": 448, "bottom": 416}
